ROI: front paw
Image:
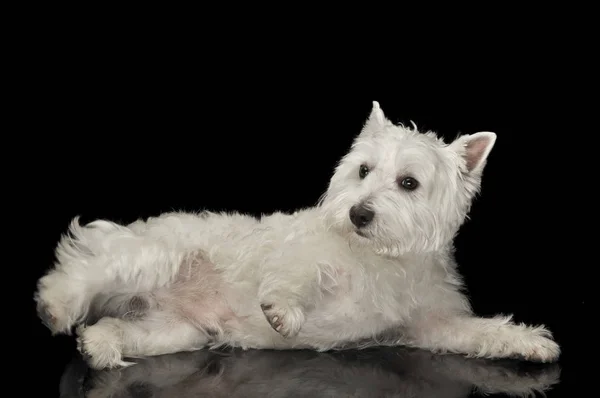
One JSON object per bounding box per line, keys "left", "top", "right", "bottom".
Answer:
{"left": 260, "top": 302, "right": 305, "bottom": 338}
{"left": 519, "top": 333, "right": 560, "bottom": 363}
{"left": 495, "top": 325, "right": 560, "bottom": 363}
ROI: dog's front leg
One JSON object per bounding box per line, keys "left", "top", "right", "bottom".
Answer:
{"left": 401, "top": 313, "right": 560, "bottom": 363}
{"left": 257, "top": 257, "right": 328, "bottom": 338}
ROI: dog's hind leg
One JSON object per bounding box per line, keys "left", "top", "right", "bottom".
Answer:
{"left": 76, "top": 310, "right": 209, "bottom": 370}
{"left": 34, "top": 216, "right": 187, "bottom": 335}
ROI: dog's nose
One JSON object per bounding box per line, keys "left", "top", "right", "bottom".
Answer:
{"left": 349, "top": 205, "right": 375, "bottom": 228}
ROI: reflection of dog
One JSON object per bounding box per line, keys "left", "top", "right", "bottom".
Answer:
{"left": 66, "top": 347, "right": 560, "bottom": 398}
{"left": 36, "top": 101, "right": 559, "bottom": 369}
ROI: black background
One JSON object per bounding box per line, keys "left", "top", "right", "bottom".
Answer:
{"left": 26, "top": 95, "right": 585, "bottom": 396}
{"left": 18, "top": 27, "right": 588, "bottom": 396}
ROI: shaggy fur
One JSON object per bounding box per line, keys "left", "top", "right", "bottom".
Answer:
{"left": 35, "top": 101, "right": 560, "bottom": 369}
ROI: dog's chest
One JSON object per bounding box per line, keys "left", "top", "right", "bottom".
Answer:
{"left": 316, "top": 263, "right": 419, "bottom": 326}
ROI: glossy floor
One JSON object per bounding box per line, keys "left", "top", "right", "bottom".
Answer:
{"left": 58, "top": 346, "right": 567, "bottom": 397}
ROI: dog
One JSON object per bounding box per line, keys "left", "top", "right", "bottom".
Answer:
{"left": 35, "top": 101, "right": 560, "bottom": 369}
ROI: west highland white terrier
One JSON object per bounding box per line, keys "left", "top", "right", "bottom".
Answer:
{"left": 35, "top": 102, "right": 560, "bottom": 369}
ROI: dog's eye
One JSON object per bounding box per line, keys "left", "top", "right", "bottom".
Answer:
{"left": 359, "top": 164, "right": 370, "bottom": 179}
{"left": 399, "top": 177, "right": 419, "bottom": 190}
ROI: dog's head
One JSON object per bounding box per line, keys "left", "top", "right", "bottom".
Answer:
{"left": 319, "top": 101, "right": 496, "bottom": 256}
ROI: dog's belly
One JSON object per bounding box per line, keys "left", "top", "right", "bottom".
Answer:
{"left": 155, "top": 250, "right": 241, "bottom": 337}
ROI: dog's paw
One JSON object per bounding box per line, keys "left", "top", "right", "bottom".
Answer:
{"left": 35, "top": 298, "right": 69, "bottom": 335}
{"left": 260, "top": 302, "right": 305, "bottom": 338}
{"left": 34, "top": 272, "right": 83, "bottom": 335}
{"left": 76, "top": 322, "right": 135, "bottom": 370}
{"left": 519, "top": 334, "right": 561, "bottom": 363}
{"left": 494, "top": 325, "right": 560, "bottom": 363}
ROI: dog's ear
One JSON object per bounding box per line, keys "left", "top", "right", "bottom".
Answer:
{"left": 368, "top": 101, "right": 386, "bottom": 126}
{"left": 360, "top": 101, "right": 390, "bottom": 136}
{"left": 450, "top": 132, "right": 497, "bottom": 174}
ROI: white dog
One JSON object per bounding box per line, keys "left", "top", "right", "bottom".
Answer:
{"left": 35, "top": 101, "right": 560, "bottom": 369}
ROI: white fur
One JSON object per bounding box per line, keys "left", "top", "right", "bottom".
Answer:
{"left": 34, "top": 101, "right": 560, "bottom": 369}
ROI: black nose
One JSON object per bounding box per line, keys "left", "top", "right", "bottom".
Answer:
{"left": 349, "top": 204, "right": 375, "bottom": 228}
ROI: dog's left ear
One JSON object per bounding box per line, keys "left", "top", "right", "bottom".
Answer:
{"left": 450, "top": 132, "right": 497, "bottom": 175}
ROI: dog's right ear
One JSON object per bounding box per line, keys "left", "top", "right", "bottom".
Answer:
{"left": 368, "top": 101, "right": 386, "bottom": 126}
{"left": 360, "top": 101, "right": 390, "bottom": 136}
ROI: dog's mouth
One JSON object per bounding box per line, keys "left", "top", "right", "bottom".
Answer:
{"left": 354, "top": 229, "right": 370, "bottom": 238}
